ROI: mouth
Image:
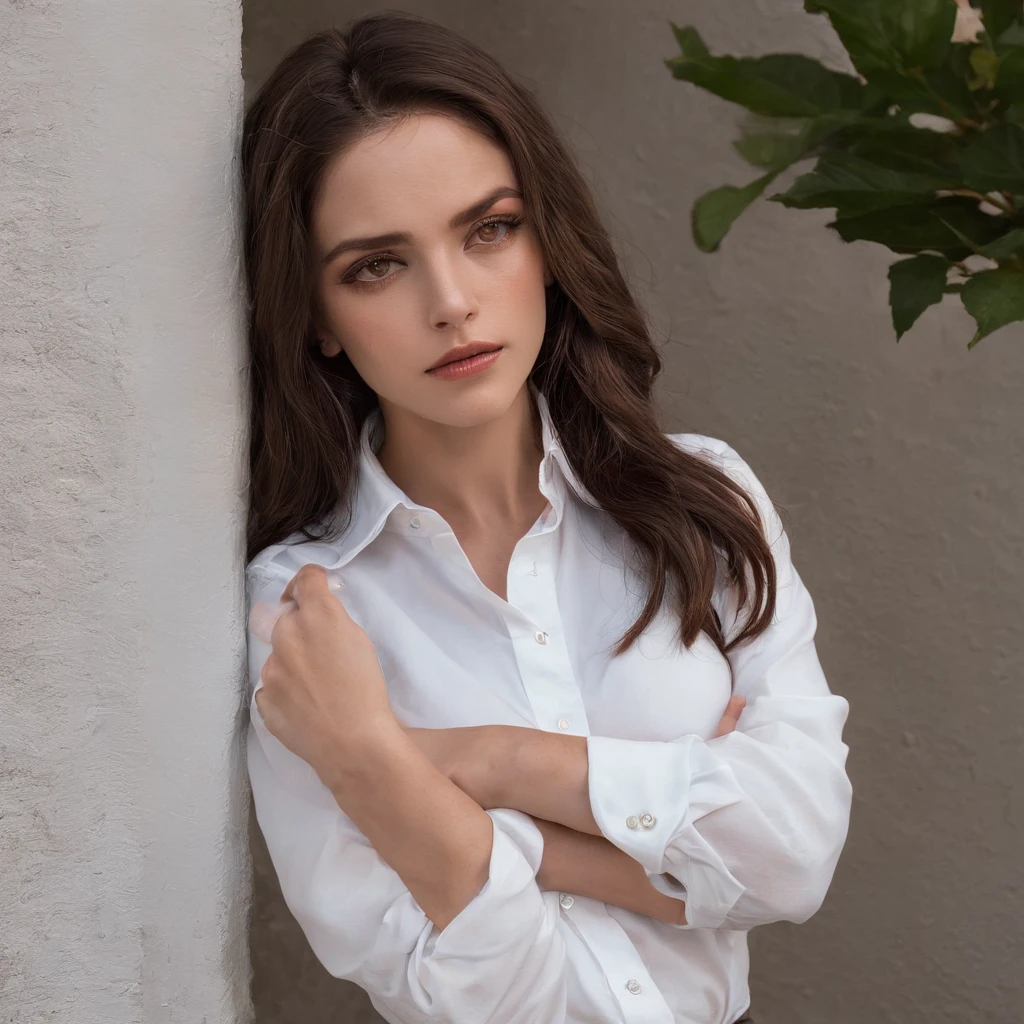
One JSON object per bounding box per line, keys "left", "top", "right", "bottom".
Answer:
{"left": 425, "top": 346, "right": 504, "bottom": 379}
{"left": 426, "top": 342, "right": 503, "bottom": 372}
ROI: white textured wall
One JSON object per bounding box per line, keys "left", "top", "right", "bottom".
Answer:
{"left": 244, "top": 2, "right": 1024, "bottom": 1023}
{"left": 1, "top": 2, "right": 251, "bottom": 1022}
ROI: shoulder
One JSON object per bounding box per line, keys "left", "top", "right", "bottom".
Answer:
{"left": 666, "top": 431, "right": 752, "bottom": 482}
{"left": 245, "top": 531, "right": 345, "bottom": 597}
{"left": 666, "top": 431, "right": 780, "bottom": 536}
{"left": 666, "top": 431, "right": 731, "bottom": 459}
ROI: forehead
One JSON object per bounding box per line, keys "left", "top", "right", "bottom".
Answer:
{"left": 313, "top": 113, "right": 517, "bottom": 237}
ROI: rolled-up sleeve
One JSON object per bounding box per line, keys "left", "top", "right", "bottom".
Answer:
{"left": 586, "top": 440, "right": 853, "bottom": 931}
{"left": 245, "top": 560, "right": 568, "bottom": 1023}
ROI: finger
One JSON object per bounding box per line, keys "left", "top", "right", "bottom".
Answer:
{"left": 248, "top": 597, "right": 297, "bottom": 645}
{"left": 713, "top": 695, "right": 746, "bottom": 738}
{"left": 279, "top": 564, "right": 345, "bottom": 606}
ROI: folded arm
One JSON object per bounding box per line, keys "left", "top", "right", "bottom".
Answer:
{"left": 246, "top": 563, "right": 568, "bottom": 1024}
{"left": 466, "top": 440, "right": 854, "bottom": 932}
{"left": 530, "top": 815, "right": 687, "bottom": 926}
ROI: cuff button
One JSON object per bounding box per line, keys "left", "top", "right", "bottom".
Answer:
{"left": 639, "top": 812, "right": 656, "bottom": 829}
{"left": 625, "top": 814, "right": 639, "bottom": 829}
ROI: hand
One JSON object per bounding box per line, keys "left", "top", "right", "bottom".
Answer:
{"left": 713, "top": 694, "right": 746, "bottom": 738}
{"left": 253, "top": 564, "right": 398, "bottom": 781}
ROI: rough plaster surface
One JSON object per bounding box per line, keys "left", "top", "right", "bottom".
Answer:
{"left": 243, "top": 2, "right": 1023, "bottom": 1022}
{"left": 1, "top": 1, "right": 252, "bottom": 1022}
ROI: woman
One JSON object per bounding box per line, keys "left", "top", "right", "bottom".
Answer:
{"left": 242, "top": 11, "right": 852, "bottom": 1024}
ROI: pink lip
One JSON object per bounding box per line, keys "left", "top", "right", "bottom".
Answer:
{"left": 425, "top": 347, "right": 503, "bottom": 380}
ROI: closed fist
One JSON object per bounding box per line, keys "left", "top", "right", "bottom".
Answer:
{"left": 253, "top": 564, "right": 396, "bottom": 780}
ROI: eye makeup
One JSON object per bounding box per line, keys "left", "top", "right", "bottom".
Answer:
{"left": 339, "top": 213, "right": 526, "bottom": 291}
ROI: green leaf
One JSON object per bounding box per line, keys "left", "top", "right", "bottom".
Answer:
{"left": 838, "top": 122, "right": 962, "bottom": 174}
{"left": 665, "top": 47, "right": 875, "bottom": 117}
{"left": 830, "top": 197, "right": 1008, "bottom": 257}
{"left": 961, "top": 266, "right": 1024, "bottom": 346}
{"left": 692, "top": 172, "right": 779, "bottom": 252}
{"left": 888, "top": 254, "right": 951, "bottom": 338}
{"left": 959, "top": 122, "right": 1024, "bottom": 192}
{"left": 979, "top": 227, "right": 1024, "bottom": 259}
{"left": 734, "top": 126, "right": 807, "bottom": 169}
{"left": 804, "top": 0, "right": 959, "bottom": 74}
{"left": 968, "top": 46, "right": 1002, "bottom": 90}
{"left": 772, "top": 149, "right": 959, "bottom": 216}
{"left": 871, "top": 64, "right": 977, "bottom": 118}
{"left": 995, "top": 47, "right": 1024, "bottom": 104}
{"left": 733, "top": 111, "right": 868, "bottom": 169}
{"left": 997, "top": 22, "right": 1024, "bottom": 47}
{"left": 669, "top": 22, "right": 710, "bottom": 59}
{"left": 981, "top": 0, "right": 1024, "bottom": 42}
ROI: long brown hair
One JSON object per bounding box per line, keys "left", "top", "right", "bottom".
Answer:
{"left": 241, "top": 10, "right": 777, "bottom": 658}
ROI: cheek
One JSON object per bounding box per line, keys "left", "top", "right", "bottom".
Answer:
{"left": 321, "top": 289, "right": 415, "bottom": 367}
{"left": 483, "top": 239, "right": 548, "bottom": 313}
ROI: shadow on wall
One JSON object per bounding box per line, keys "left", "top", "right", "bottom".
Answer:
{"left": 249, "top": 799, "right": 387, "bottom": 1023}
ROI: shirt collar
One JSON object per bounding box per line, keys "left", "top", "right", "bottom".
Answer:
{"left": 325, "top": 380, "right": 597, "bottom": 569}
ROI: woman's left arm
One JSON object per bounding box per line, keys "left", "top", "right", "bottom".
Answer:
{"left": 421, "top": 440, "right": 854, "bottom": 933}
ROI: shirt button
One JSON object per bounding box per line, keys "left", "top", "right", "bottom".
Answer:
{"left": 409, "top": 516, "right": 421, "bottom": 529}
{"left": 557, "top": 719, "right": 569, "bottom": 731}
{"left": 626, "top": 979, "right": 642, "bottom": 995}
{"left": 534, "top": 630, "right": 548, "bottom": 644}
{"left": 626, "top": 815, "right": 639, "bottom": 829}
{"left": 639, "top": 812, "right": 656, "bottom": 829}
{"left": 559, "top": 893, "right": 574, "bottom": 910}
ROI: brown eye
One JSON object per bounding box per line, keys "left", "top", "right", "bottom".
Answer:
{"left": 362, "top": 259, "right": 393, "bottom": 280}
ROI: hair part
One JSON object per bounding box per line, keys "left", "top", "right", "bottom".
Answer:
{"left": 241, "top": 9, "right": 777, "bottom": 658}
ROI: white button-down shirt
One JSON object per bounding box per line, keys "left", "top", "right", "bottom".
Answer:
{"left": 246, "top": 381, "right": 853, "bottom": 1024}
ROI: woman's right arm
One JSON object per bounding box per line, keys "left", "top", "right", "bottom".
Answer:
{"left": 246, "top": 561, "right": 568, "bottom": 1024}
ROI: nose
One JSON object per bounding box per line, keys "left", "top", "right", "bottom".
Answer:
{"left": 425, "top": 252, "right": 479, "bottom": 330}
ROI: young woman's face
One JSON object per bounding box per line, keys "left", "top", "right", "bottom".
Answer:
{"left": 311, "top": 112, "right": 552, "bottom": 426}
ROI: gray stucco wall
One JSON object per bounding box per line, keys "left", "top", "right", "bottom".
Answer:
{"left": 244, "top": 2, "right": 1023, "bottom": 1023}
{"left": 2, "top": 2, "right": 252, "bottom": 1022}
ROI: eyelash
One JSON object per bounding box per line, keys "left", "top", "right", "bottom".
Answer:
{"left": 340, "top": 214, "right": 526, "bottom": 291}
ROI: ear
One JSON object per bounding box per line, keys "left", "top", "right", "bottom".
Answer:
{"left": 318, "top": 336, "right": 343, "bottom": 358}
{"left": 312, "top": 318, "right": 343, "bottom": 357}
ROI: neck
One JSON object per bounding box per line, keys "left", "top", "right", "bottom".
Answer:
{"left": 375, "top": 384, "right": 547, "bottom": 535}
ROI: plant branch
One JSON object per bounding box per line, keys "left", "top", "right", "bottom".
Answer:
{"left": 947, "top": 188, "right": 1015, "bottom": 213}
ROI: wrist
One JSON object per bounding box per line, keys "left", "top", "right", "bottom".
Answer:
{"left": 314, "top": 713, "right": 406, "bottom": 792}
{"left": 459, "top": 725, "right": 518, "bottom": 809}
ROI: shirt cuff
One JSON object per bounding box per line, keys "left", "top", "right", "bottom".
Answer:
{"left": 586, "top": 733, "right": 746, "bottom": 929}
{"left": 421, "top": 808, "right": 551, "bottom": 962}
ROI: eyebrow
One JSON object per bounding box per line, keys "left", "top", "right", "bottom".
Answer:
{"left": 319, "top": 185, "right": 524, "bottom": 267}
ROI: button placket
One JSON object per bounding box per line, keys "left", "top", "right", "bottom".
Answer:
{"left": 506, "top": 530, "right": 592, "bottom": 750}
{"left": 557, "top": 900, "right": 674, "bottom": 1021}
